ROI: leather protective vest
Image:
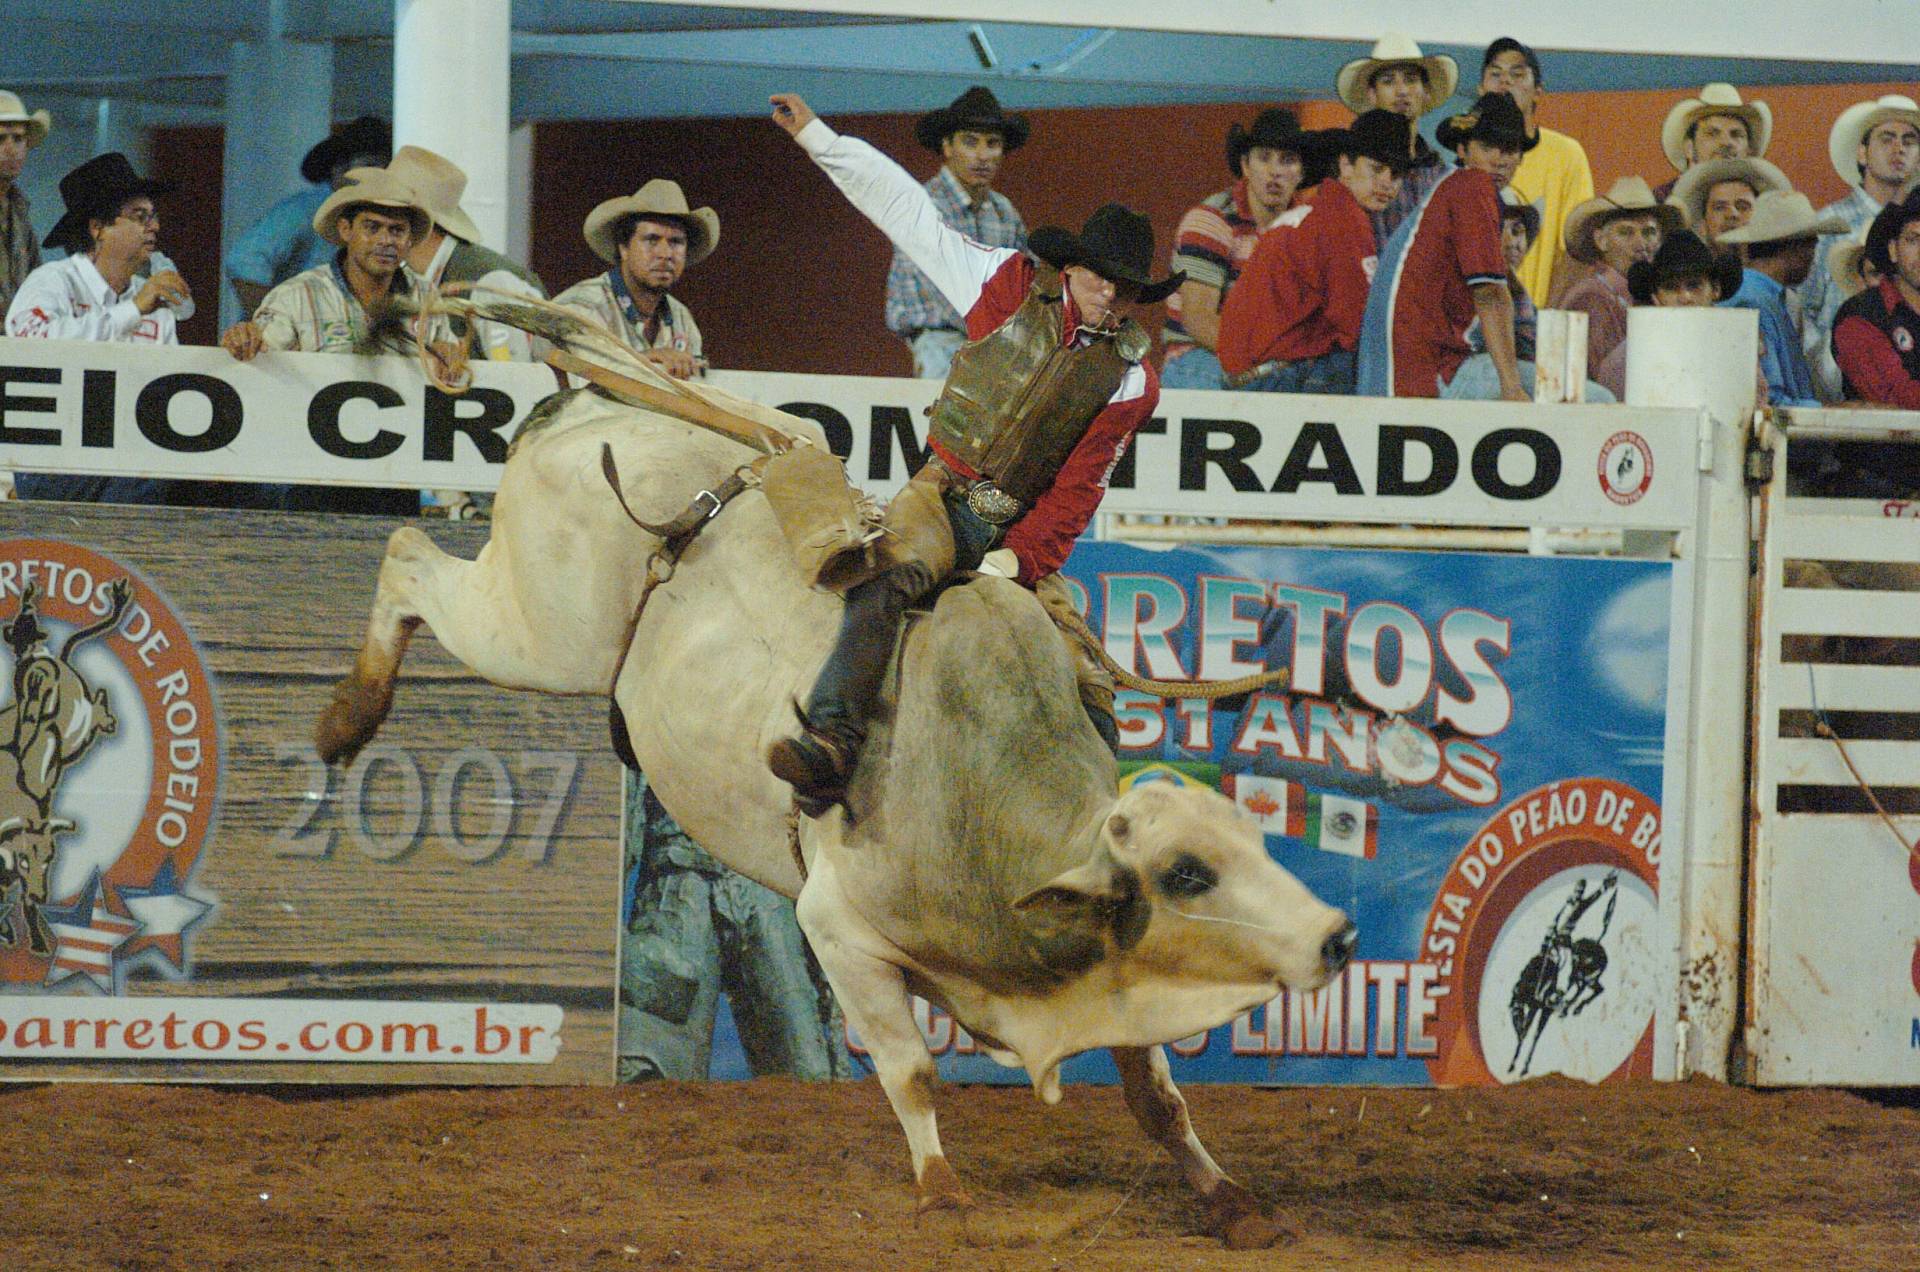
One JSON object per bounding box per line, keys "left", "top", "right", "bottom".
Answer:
{"left": 926, "top": 264, "right": 1149, "bottom": 508}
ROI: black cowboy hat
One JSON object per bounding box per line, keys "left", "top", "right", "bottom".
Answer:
{"left": 43, "top": 152, "right": 176, "bottom": 253}
{"left": 914, "top": 86, "right": 1030, "bottom": 153}
{"left": 1499, "top": 187, "right": 1542, "bottom": 243}
{"left": 1436, "top": 92, "right": 1529, "bottom": 154}
{"left": 301, "top": 114, "right": 393, "bottom": 184}
{"left": 1625, "top": 229, "right": 1743, "bottom": 304}
{"left": 1029, "top": 204, "right": 1184, "bottom": 305}
{"left": 1225, "top": 108, "right": 1307, "bottom": 177}
{"left": 1864, "top": 187, "right": 1920, "bottom": 277}
{"left": 1337, "top": 109, "right": 1416, "bottom": 175}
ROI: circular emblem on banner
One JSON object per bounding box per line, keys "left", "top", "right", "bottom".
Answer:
{"left": 1419, "top": 778, "right": 1661, "bottom": 1085}
{"left": 1896, "top": 327, "right": 1915, "bottom": 354}
{"left": 0, "top": 539, "right": 220, "bottom": 992}
{"left": 1597, "top": 431, "right": 1654, "bottom": 506}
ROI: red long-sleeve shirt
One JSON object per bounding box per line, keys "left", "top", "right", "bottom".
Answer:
{"left": 1216, "top": 180, "right": 1378, "bottom": 375}
{"left": 1832, "top": 277, "right": 1920, "bottom": 410}
{"left": 799, "top": 120, "right": 1159, "bottom": 585}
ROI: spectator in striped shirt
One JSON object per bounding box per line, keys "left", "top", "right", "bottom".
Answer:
{"left": 1334, "top": 33, "right": 1461, "bottom": 248}
{"left": 883, "top": 86, "right": 1029, "bottom": 380}
{"left": 1162, "top": 109, "right": 1308, "bottom": 390}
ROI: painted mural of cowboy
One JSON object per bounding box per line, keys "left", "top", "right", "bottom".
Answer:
{"left": 766, "top": 91, "right": 1180, "bottom": 812}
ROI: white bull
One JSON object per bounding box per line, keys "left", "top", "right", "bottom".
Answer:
{"left": 316, "top": 368, "right": 1354, "bottom": 1247}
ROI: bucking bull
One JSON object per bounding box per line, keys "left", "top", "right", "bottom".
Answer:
{"left": 314, "top": 304, "right": 1354, "bottom": 1247}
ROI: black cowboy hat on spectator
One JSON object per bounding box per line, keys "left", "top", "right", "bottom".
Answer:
{"left": 1863, "top": 187, "right": 1920, "bottom": 277}
{"left": 1225, "top": 108, "right": 1307, "bottom": 176}
{"left": 1029, "top": 204, "right": 1184, "bottom": 304}
{"left": 914, "top": 86, "right": 1030, "bottom": 153}
{"left": 1435, "top": 92, "right": 1528, "bottom": 153}
{"left": 43, "top": 152, "right": 176, "bottom": 254}
{"left": 1339, "top": 109, "right": 1416, "bottom": 174}
{"left": 301, "top": 115, "right": 393, "bottom": 184}
{"left": 1625, "top": 229, "right": 1742, "bottom": 304}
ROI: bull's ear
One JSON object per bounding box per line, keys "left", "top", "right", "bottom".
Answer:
{"left": 1012, "top": 856, "right": 1149, "bottom": 956}
{"left": 1012, "top": 858, "right": 1129, "bottom": 913}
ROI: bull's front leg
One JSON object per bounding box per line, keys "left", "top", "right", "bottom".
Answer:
{"left": 795, "top": 874, "right": 970, "bottom": 1214}
{"left": 1111, "top": 1045, "right": 1291, "bottom": 1250}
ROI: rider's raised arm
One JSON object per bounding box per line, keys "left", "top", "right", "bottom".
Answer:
{"left": 790, "top": 117, "right": 1017, "bottom": 320}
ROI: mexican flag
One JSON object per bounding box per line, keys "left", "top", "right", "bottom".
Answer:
{"left": 1221, "top": 775, "right": 1379, "bottom": 860}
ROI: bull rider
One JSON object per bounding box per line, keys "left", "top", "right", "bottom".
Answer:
{"left": 765, "top": 92, "right": 1179, "bottom": 814}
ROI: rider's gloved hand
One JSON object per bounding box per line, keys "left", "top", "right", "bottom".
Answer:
{"left": 976, "top": 549, "right": 1019, "bottom": 579}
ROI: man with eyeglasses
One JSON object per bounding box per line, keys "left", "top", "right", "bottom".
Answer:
{"left": 4, "top": 153, "right": 277, "bottom": 508}
{"left": 5, "top": 152, "right": 187, "bottom": 344}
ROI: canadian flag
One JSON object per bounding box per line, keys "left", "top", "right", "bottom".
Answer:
{"left": 1222, "top": 773, "right": 1297, "bottom": 836}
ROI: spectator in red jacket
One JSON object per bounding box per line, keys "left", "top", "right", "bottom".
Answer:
{"left": 1217, "top": 110, "right": 1411, "bottom": 393}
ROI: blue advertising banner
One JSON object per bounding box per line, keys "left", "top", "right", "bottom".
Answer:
{"left": 853, "top": 539, "right": 1676, "bottom": 1088}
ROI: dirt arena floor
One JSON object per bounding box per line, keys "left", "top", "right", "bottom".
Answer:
{"left": 3, "top": 1076, "right": 1914, "bottom": 1271}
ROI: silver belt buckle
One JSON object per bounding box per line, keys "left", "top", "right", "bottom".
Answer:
{"left": 965, "top": 481, "right": 1022, "bottom": 525}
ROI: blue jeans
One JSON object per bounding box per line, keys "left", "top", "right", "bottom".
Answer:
{"left": 1440, "top": 354, "right": 1619, "bottom": 404}
{"left": 909, "top": 328, "right": 966, "bottom": 380}
{"left": 1238, "top": 349, "right": 1357, "bottom": 395}
{"left": 1160, "top": 346, "right": 1226, "bottom": 390}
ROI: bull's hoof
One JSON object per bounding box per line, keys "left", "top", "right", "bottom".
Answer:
{"left": 1209, "top": 1181, "right": 1295, "bottom": 1250}
{"left": 314, "top": 675, "right": 391, "bottom": 768}
{"left": 914, "top": 1156, "right": 975, "bottom": 1214}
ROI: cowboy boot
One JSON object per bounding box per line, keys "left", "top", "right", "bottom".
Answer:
{"left": 768, "top": 562, "right": 931, "bottom": 814}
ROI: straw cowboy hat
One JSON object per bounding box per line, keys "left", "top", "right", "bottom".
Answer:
{"left": 1667, "top": 156, "right": 1791, "bottom": 230}
{"left": 43, "top": 152, "right": 175, "bottom": 253}
{"left": 1335, "top": 33, "right": 1458, "bottom": 116}
{"left": 584, "top": 179, "right": 719, "bottom": 267}
{"left": 914, "top": 85, "right": 1030, "bottom": 153}
{"left": 1828, "top": 238, "right": 1872, "bottom": 301}
{"left": 300, "top": 115, "right": 391, "bottom": 184}
{"left": 312, "top": 167, "right": 430, "bottom": 246}
{"left": 1563, "top": 177, "right": 1688, "bottom": 264}
{"left": 383, "top": 146, "right": 482, "bottom": 244}
{"left": 1828, "top": 94, "right": 1920, "bottom": 186}
{"left": 1660, "top": 84, "right": 1772, "bottom": 172}
{"left": 1717, "top": 190, "right": 1849, "bottom": 247}
{"left": 0, "top": 91, "right": 51, "bottom": 148}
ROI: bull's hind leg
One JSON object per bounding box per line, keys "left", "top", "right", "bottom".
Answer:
{"left": 1111, "top": 1045, "right": 1291, "bottom": 1249}
{"left": 796, "top": 876, "right": 971, "bottom": 1213}
{"left": 316, "top": 527, "right": 443, "bottom": 766}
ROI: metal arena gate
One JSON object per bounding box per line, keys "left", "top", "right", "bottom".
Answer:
{"left": 1747, "top": 414, "right": 1920, "bottom": 1086}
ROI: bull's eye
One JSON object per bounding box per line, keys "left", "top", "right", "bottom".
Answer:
{"left": 1158, "top": 853, "right": 1217, "bottom": 899}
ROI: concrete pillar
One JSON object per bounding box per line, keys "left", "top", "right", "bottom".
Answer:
{"left": 92, "top": 99, "right": 149, "bottom": 168}
{"left": 1624, "top": 305, "right": 1760, "bottom": 1082}
{"left": 393, "top": 0, "right": 510, "bottom": 250}
{"left": 219, "top": 0, "right": 334, "bottom": 327}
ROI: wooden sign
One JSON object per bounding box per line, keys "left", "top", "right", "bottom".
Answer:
{"left": 0, "top": 504, "right": 622, "bottom": 1084}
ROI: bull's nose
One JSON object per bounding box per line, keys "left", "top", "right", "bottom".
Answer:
{"left": 1321, "top": 920, "right": 1358, "bottom": 975}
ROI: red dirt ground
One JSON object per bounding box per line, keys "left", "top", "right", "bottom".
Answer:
{"left": 4, "top": 1077, "right": 1915, "bottom": 1271}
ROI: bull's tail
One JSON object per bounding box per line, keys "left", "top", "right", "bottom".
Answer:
{"left": 60, "top": 577, "right": 133, "bottom": 661}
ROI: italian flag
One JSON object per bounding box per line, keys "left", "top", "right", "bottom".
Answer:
{"left": 1221, "top": 775, "right": 1379, "bottom": 859}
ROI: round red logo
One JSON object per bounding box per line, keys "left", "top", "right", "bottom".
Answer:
{"left": 1419, "top": 778, "right": 1662, "bottom": 1085}
{"left": 0, "top": 539, "right": 220, "bottom": 992}
{"left": 1598, "top": 431, "right": 1654, "bottom": 506}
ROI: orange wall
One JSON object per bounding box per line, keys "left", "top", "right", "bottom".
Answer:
{"left": 1538, "top": 78, "right": 1915, "bottom": 204}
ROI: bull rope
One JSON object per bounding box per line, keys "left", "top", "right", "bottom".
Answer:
{"left": 1047, "top": 601, "right": 1291, "bottom": 701}
{"left": 1805, "top": 665, "right": 1919, "bottom": 867}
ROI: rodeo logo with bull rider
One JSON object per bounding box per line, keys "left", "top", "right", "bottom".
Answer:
{"left": 0, "top": 540, "right": 219, "bottom": 993}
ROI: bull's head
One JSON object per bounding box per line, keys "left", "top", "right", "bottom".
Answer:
{"left": 0, "top": 819, "right": 68, "bottom": 903}
{"left": 1013, "top": 781, "right": 1354, "bottom": 1044}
